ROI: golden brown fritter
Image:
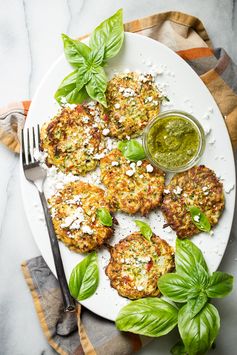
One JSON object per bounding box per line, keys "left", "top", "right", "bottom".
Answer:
{"left": 104, "top": 72, "right": 162, "bottom": 139}
{"left": 161, "top": 165, "right": 225, "bottom": 238}
{"left": 100, "top": 149, "right": 165, "bottom": 215}
{"left": 48, "top": 181, "right": 113, "bottom": 253}
{"left": 106, "top": 232, "right": 174, "bottom": 299}
{"left": 41, "top": 104, "right": 105, "bottom": 175}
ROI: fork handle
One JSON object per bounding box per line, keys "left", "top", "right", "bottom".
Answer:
{"left": 38, "top": 191, "right": 76, "bottom": 312}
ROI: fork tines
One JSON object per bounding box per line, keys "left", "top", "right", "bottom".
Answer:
{"left": 21, "top": 125, "right": 41, "bottom": 166}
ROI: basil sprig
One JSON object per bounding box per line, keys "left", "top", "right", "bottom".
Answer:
{"left": 97, "top": 207, "right": 113, "bottom": 226}
{"left": 135, "top": 220, "right": 152, "bottom": 241}
{"left": 69, "top": 251, "right": 99, "bottom": 301}
{"left": 55, "top": 9, "right": 124, "bottom": 106}
{"left": 115, "top": 239, "right": 234, "bottom": 355}
{"left": 188, "top": 205, "right": 211, "bottom": 232}
{"left": 118, "top": 139, "right": 146, "bottom": 161}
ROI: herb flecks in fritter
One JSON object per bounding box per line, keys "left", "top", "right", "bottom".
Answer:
{"left": 41, "top": 103, "right": 106, "bottom": 175}
{"left": 48, "top": 181, "right": 113, "bottom": 253}
{"left": 106, "top": 232, "right": 174, "bottom": 299}
{"left": 104, "top": 72, "right": 162, "bottom": 139}
{"left": 100, "top": 149, "right": 165, "bottom": 215}
{"left": 161, "top": 165, "right": 225, "bottom": 238}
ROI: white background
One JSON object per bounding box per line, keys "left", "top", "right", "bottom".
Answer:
{"left": 0, "top": 1, "right": 236, "bottom": 354}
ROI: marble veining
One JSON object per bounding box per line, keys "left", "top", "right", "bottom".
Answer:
{"left": 0, "top": 1, "right": 236, "bottom": 354}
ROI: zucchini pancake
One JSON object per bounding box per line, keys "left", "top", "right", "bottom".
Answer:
{"left": 48, "top": 181, "right": 113, "bottom": 253}
{"left": 106, "top": 232, "right": 174, "bottom": 299}
{"left": 41, "top": 103, "right": 105, "bottom": 175}
{"left": 100, "top": 149, "right": 165, "bottom": 215}
{"left": 161, "top": 165, "right": 225, "bottom": 238}
{"left": 104, "top": 72, "right": 162, "bottom": 139}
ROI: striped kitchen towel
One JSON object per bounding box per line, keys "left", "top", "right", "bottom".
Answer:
{"left": 1, "top": 10, "right": 236, "bottom": 355}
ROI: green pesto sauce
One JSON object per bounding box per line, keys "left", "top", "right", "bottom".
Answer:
{"left": 147, "top": 116, "right": 200, "bottom": 169}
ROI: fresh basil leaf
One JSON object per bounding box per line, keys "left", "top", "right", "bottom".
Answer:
{"left": 134, "top": 220, "right": 152, "bottom": 241}
{"left": 89, "top": 9, "right": 124, "bottom": 61}
{"left": 88, "top": 46, "right": 105, "bottom": 66}
{"left": 175, "top": 239, "right": 208, "bottom": 278}
{"left": 206, "top": 271, "right": 234, "bottom": 298}
{"left": 115, "top": 298, "right": 178, "bottom": 337}
{"left": 188, "top": 205, "right": 211, "bottom": 233}
{"left": 76, "top": 65, "right": 92, "bottom": 91}
{"left": 86, "top": 66, "right": 107, "bottom": 107}
{"left": 187, "top": 264, "right": 209, "bottom": 293}
{"left": 54, "top": 70, "right": 89, "bottom": 104}
{"left": 158, "top": 273, "right": 194, "bottom": 303}
{"left": 178, "top": 303, "right": 220, "bottom": 355}
{"left": 69, "top": 251, "right": 99, "bottom": 301}
{"left": 118, "top": 139, "right": 146, "bottom": 161}
{"left": 171, "top": 340, "right": 188, "bottom": 355}
{"left": 97, "top": 208, "right": 112, "bottom": 226}
{"left": 186, "top": 292, "right": 208, "bottom": 318}
{"left": 62, "top": 33, "right": 91, "bottom": 67}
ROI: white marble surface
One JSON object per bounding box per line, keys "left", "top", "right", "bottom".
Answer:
{"left": 0, "top": 1, "right": 236, "bottom": 354}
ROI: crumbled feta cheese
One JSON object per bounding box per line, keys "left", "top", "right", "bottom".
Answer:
{"left": 112, "top": 161, "right": 119, "bottom": 166}
{"left": 82, "top": 116, "right": 89, "bottom": 123}
{"left": 81, "top": 225, "right": 94, "bottom": 235}
{"left": 61, "top": 216, "right": 75, "bottom": 228}
{"left": 119, "top": 116, "right": 125, "bottom": 123}
{"left": 130, "top": 162, "right": 136, "bottom": 169}
{"left": 126, "top": 135, "right": 131, "bottom": 140}
{"left": 136, "top": 285, "right": 144, "bottom": 291}
{"left": 122, "top": 88, "right": 136, "bottom": 97}
{"left": 146, "top": 164, "right": 154, "bottom": 173}
{"left": 193, "top": 215, "right": 200, "bottom": 222}
{"left": 94, "top": 152, "right": 105, "bottom": 160}
{"left": 173, "top": 186, "right": 183, "bottom": 195}
{"left": 202, "top": 186, "right": 208, "bottom": 191}
{"left": 33, "top": 149, "right": 48, "bottom": 163}
{"left": 209, "top": 230, "right": 214, "bottom": 236}
{"left": 145, "top": 96, "right": 153, "bottom": 103}
{"left": 164, "top": 189, "right": 170, "bottom": 194}
{"left": 136, "top": 160, "right": 142, "bottom": 167}
{"left": 139, "top": 174, "right": 144, "bottom": 178}
{"left": 126, "top": 169, "right": 135, "bottom": 177}
{"left": 102, "top": 128, "right": 110, "bottom": 136}
{"left": 224, "top": 183, "right": 235, "bottom": 194}
{"left": 114, "top": 103, "right": 120, "bottom": 109}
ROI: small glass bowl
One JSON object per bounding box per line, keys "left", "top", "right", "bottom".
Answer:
{"left": 143, "top": 110, "right": 206, "bottom": 173}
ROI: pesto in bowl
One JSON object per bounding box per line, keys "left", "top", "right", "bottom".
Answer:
{"left": 143, "top": 110, "right": 206, "bottom": 172}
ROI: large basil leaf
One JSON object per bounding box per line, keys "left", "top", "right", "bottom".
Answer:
{"left": 158, "top": 273, "right": 195, "bottom": 303}
{"left": 186, "top": 292, "right": 208, "bottom": 318}
{"left": 86, "top": 66, "right": 107, "bottom": 107}
{"left": 97, "top": 208, "right": 113, "bottom": 227}
{"left": 69, "top": 251, "right": 99, "bottom": 301}
{"left": 175, "top": 239, "right": 208, "bottom": 278}
{"left": 206, "top": 271, "right": 234, "bottom": 298}
{"left": 171, "top": 340, "right": 188, "bottom": 355}
{"left": 118, "top": 139, "right": 146, "bottom": 161}
{"left": 188, "top": 206, "right": 211, "bottom": 233}
{"left": 134, "top": 220, "right": 152, "bottom": 241}
{"left": 62, "top": 33, "right": 91, "bottom": 67}
{"left": 115, "top": 298, "right": 178, "bottom": 337}
{"left": 89, "top": 9, "right": 124, "bottom": 61}
{"left": 178, "top": 303, "right": 220, "bottom": 355}
{"left": 54, "top": 70, "right": 88, "bottom": 104}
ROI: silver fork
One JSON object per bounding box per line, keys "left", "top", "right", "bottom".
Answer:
{"left": 21, "top": 126, "right": 75, "bottom": 312}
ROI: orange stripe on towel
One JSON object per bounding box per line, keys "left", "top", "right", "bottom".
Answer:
{"left": 22, "top": 100, "right": 31, "bottom": 116}
{"left": 177, "top": 47, "right": 213, "bottom": 61}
